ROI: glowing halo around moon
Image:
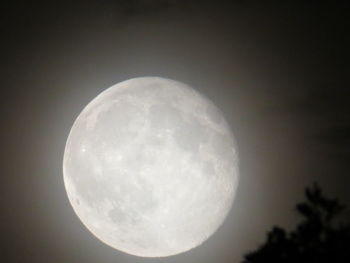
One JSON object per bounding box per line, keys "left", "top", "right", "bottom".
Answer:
{"left": 63, "top": 77, "right": 239, "bottom": 257}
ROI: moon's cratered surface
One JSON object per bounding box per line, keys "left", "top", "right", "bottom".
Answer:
{"left": 63, "top": 77, "right": 239, "bottom": 257}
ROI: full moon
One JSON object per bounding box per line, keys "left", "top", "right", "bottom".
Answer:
{"left": 63, "top": 77, "right": 239, "bottom": 257}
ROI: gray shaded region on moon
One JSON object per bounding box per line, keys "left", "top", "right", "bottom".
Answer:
{"left": 63, "top": 77, "right": 239, "bottom": 257}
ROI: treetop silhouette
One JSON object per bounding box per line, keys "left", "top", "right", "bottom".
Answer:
{"left": 243, "top": 184, "right": 350, "bottom": 263}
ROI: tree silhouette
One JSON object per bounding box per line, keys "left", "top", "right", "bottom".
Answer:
{"left": 243, "top": 184, "right": 350, "bottom": 263}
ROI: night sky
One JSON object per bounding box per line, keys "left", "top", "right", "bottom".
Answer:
{"left": 1, "top": 1, "right": 350, "bottom": 262}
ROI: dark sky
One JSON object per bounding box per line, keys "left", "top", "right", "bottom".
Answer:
{"left": 1, "top": 1, "right": 349, "bottom": 262}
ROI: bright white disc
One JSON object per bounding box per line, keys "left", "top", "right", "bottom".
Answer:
{"left": 63, "top": 77, "right": 239, "bottom": 257}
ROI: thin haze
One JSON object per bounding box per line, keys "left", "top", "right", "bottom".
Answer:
{"left": 1, "top": 1, "right": 349, "bottom": 263}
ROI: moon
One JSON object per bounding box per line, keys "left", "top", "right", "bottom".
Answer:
{"left": 63, "top": 77, "right": 239, "bottom": 257}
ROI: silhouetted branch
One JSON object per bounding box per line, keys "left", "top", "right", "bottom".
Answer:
{"left": 242, "top": 183, "right": 350, "bottom": 263}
